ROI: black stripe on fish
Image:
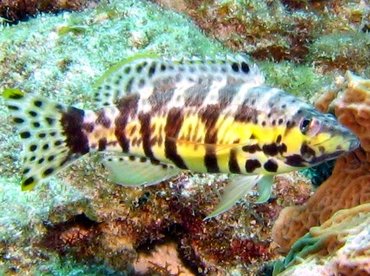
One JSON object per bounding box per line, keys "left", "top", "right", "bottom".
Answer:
{"left": 234, "top": 103, "right": 258, "bottom": 123}
{"left": 201, "top": 105, "right": 221, "bottom": 173}
{"left": 165, "top": 107, "right": 188, "bottom": 169}
{"left": 138, "top": 112, "right": 158, "bottom": 161}
{"left": 61, "top": 107, "right": 90, "bottom": 155}
{"left": 184, "top": 78, "right": 212, "bottom": 106}
{"left": 115, "top": 94, "right": 139, "bottom": 153}
{"left": 218, "top": 83, "right": 242, "bottom": 107}
{"left": 228, "top": 148, "right": 241, "bottom": 173}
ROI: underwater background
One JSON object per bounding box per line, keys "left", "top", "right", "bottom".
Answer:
{"left": 0, "top": 0, "right": 369, "bottom": 275}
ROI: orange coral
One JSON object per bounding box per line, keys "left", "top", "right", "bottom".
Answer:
{"left": 272, "top": 72, "right": 370, "bottom": 253}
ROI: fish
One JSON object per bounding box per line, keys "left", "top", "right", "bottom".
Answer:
{"left": 3, "top": 53, "right": 360, "bottom": 218}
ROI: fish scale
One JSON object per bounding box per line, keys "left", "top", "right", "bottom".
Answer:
{"left": 3, "top": 54, "right": 360, "bottom": 218}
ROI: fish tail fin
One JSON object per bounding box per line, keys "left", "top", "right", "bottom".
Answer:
{"left": 3, "top": 89, "right": 90, "bottom": 190}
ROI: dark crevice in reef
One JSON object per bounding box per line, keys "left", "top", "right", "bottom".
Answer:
{"left": 0, "top": 0, "right": 100, "bottom": 25}
{"left": 39, "top": 213, "right": 100, "bottom": 256}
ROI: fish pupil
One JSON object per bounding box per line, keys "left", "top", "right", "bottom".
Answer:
{"left": 300, "top": 118, "right": 311, "bottom": 134}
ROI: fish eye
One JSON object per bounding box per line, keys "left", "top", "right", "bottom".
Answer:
{"left": 300, "top": 118, "right": 311, "bottom": 134}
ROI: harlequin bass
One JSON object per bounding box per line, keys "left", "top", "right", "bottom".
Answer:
{"left": 3, "top": 53, "right": 359, "bottom": 218}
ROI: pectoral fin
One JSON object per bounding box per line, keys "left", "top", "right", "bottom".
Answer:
{"left": 256, "top": 175, "right": 274, "bottom": 203}
{"left": 205, "top": 175, "right": 262, "bottom": 220}
{"left": 103, "top": 155, "right": 181, "bottom": 187}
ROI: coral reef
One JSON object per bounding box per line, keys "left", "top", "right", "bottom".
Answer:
{"left": 153, "top": 0, "right": 370, "bottom": 70}
{"left": 38, "top": 173, "right": 310, "bottom": 274}
{"left": 274, "top": 203, "right": 370, "bottom": 275}
{"left": 272, "top": 72, "right": 370, "bottom": 253}
{"left": 0, "top": 0, "right": 99, "bottom": 22}
{"left": 0, "top": 0, "right": 369, "bottom": 275}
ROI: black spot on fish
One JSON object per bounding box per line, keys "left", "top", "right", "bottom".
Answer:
{"left": 160, "top": 64, "right": 166, "bottom": 71}
{"left": 46, "top": 117, "right": 55, "bottom": 126}
{"left": 54, "top": 140, "right": 63, "bottom": 146}
{"left": 13, "top": 117, "right": 24, "bottom": 124}
{"left": 42, "top": 144, "right": 49, "bottom": 150}
{"left": 23, "top": 168, "right": 30, "bottom": 174}
{"left": 34, "top": 100, "right": 43, "bottom": 107}
{"left": 48, "top": 155, "right": 55, "bottom": 161}
{"left": 20, "top": 131, "right": 31, "bottom": 139}
{"left": 38, "top": 133, "right": 46, "bottom": 138}
{"left": 38, "top": 158, "right": 45, "bottom": 164}
{"left": 9, "top": 93, "right": 23, "bottom": 100}
{"left": 150, "top": 159, "right": 160, "bottom": 165}
{"left": 148, "top": 63, "right": 156, "bottom": 77}
{"left": 242, "top": 144, "right": 261, "bottom": 153}
{"left": 8, "top": 105, "right": 19, "bottom": 111}
{"left": 23, "top": 177, "right": 34, "bottom": 186}
{"left": 241, "top": 62, "right": 250, "bottom": 73}
{"left": 136, "top": 65, "right": 144, "bottom": 73}
{"left": 262, "top": 143, "right": 279, "bottom": 156}
{"left": 231, "top": 62, "right": 239, "bottom": 72}
{"left": 138, "top": 79, "right": 146, "bottom": 88}
{"left": 124, "top": 66, "right": 131, "bottom": 74}
{"left": 30, "top": 145, "right": 37, "bottom": 151}
{"left": 300, "top": 143, "right": 315, "bottom": 159}
{"left": 126, "top": 77, "right": 134, "bottom": 93}
{"left": 276, "top": 135, "right": 282, "bottom": 144}
{"left": 285, "top": 154, "right": 305, "bottom": 167}
{"left": 30, "top": 156, "right": 36, "bottom": 161}
{"left": 245, "top": 159, "right": 261, "bottom": 173}
{"left": 43, "top": 167, "right": 54, "bottom": 176}
{"left": 33, "top": 122, "right": 40, "bottom": 128}
{"left": 264, "top": 159, "right": 278, "bottom": 172}
{"left": 140, "top": 156, "right": 146, "bottom": 163}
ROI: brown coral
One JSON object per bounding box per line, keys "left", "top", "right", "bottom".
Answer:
{"left": 0, "top": 0, "right": 98, "bottom": 22}
{"left": 272, "top": 72, "right": 370, "bottom": 253}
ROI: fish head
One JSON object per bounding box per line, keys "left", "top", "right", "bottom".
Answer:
{"left": 287, "top": 108, "right": 360, "bottom": 167}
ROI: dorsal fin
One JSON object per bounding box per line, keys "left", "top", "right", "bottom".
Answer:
{"left": 93, "top": 53, "right": 264, "bottom": 109}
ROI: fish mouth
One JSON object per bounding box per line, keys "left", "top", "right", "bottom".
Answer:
{"left": 309, "top": 135, "right": 360, "bottom": 165}
{"left": 348, "top": 136, "right": 361, "bottom": 151}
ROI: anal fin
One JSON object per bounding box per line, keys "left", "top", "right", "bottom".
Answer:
{"left": 205, "top": 175, "right": 273, "bottom": 219}
{"left": 103, "top": 155, "right": 181, "bottom": 187}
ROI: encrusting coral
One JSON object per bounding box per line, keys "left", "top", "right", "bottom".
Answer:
{"left": 274, "top": 203, "right": 370, "bottom": 276}
{"left": 272, "top": 72, "right": 370, "bottom": 254}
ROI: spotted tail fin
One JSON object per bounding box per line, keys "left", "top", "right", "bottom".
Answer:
{"left": 3, "top": 89, "right": 90, "bottom": 190}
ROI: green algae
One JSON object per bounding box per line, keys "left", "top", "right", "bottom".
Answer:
{"left": 259, "top": 61, "right": 330, "bottom": 100}
{"left": 307, "top": 32, "right": 370, "bottom": 72}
